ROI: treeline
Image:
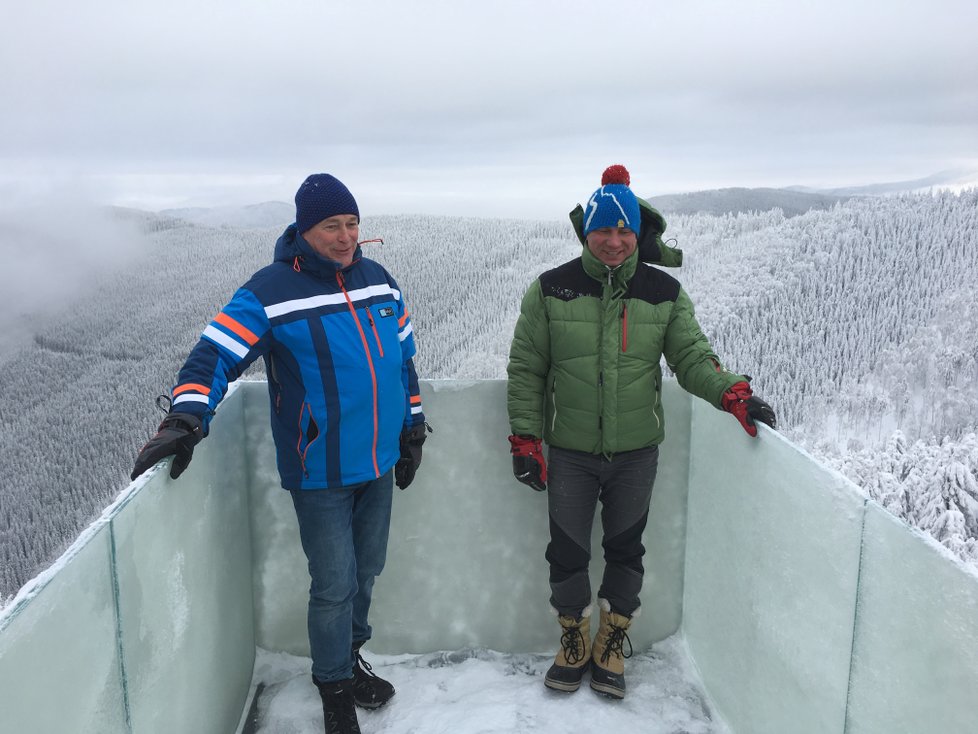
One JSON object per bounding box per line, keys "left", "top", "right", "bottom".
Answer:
{"left": 827, "top": 430, "right": 978, "bottom": 566}
{"left": 2, "top": 192, "right": 977, "bottom": 602}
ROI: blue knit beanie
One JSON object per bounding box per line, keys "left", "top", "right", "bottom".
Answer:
{"left": 582, "top": 164, "right": 641, "bottom": 238}
{"left": 294, "top": 174, "right": 359, "bottom": 234}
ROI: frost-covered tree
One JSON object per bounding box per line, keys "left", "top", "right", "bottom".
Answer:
{"left": 2, "top": 191, "right": 977, "bottom": 600}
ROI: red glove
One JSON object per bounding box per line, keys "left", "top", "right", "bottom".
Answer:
{"left": 721, "top": 381, "right": 777, "bottom": 437}
{"left": 508, "top": 434, "right": 547, "bottom": 491}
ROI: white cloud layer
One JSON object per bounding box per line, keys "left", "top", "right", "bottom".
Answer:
{"left": 2, "top": 0, "right": 976, "bottom": 218}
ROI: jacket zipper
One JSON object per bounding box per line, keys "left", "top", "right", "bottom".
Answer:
{"left": 653, "top": 380, "right": 661, "bottom": 429}
{"left": 551, "top": 379, "right": 558, "bottom": 432}
{"left": 268, "top": 353, "right": 282, "bottom": 414}
{"left": 365, "top": 308, "right": 384, "bottom": 358}
{"left": 621, "top": 302, "right": 628, "bottom": 353}
{"left": 338, "top": 271, "right": 381, "bottom": 477}
{"left": 598, "top": 371, "right": 603, "bottom": 432}
{"left": 296, "top": 402, "right": 320, "bottom": 479}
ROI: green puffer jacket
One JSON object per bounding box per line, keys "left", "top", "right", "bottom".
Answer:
{"left": 507, "top": 203, "right": 744, "bottom": 455}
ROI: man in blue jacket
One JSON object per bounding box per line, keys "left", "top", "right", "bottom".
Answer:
{"left": 131, "top": 173, "right": 427, "bottom": 734}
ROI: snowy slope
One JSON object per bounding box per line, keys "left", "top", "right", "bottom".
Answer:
{"left": 2, "top": 190, "right": 977, "bottom": 602}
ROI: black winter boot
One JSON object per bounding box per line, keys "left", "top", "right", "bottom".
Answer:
{"left": 313, "top": 676, "right": 361, "bottom": 734}
{"left": 352, "top": 641, "right": 395, "bottom": 709}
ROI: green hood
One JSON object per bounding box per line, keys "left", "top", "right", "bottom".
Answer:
{"left": 569, "top": 198, "right": 683, "bottom": 268}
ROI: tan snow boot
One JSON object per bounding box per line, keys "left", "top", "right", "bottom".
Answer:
{"left": 590, "top": 599, "right": 634, "bottom": 699}
{"left": 544, "top": 607, "right": 592, "bottom": 692}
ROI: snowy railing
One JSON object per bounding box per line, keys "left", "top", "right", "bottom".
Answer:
{"left": 1, "top": 380, "right": 976, "bottom": 734}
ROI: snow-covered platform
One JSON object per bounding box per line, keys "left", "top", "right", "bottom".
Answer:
{"left": 245, "top": 640, "right": 725, "bottom": 734}
{"left": 2, "top": 380, "right": 977, "bottom": 734}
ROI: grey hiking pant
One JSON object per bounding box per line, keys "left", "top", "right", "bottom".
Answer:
{"left": 546, "top": 445, "right": 659, "bottom": 618}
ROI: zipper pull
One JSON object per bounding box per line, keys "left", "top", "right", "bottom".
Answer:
{"left": 621, "top": 302, "right": 628, "bottom": 353}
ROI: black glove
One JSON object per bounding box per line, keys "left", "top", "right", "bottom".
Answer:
{"left": 131, "top": 413, "right": 204, "bottom": 480}
{"left": 395, "top": 422, "right": 428, "bottom": 489}
{"left": 508, "top": 435, "right": 547, "bottom": 491}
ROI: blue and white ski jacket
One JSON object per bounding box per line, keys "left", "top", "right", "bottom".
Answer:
{"left": 171, "top": 224, "right": 424, "bottom": 490}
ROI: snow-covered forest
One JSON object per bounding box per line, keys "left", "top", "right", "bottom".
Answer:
{"left": 1, "top": 190, "right": 977, "bottom": 604}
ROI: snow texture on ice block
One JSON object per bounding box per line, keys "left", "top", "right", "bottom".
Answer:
{"left": 0, "top": 525, "right": 127, "bottom": 733}
{"left": 845, "top": 502, "right": 978, "bottom": 733}
{"left": 683, "top": 399, "right": 864, "bottom": 734}
{"left": 112, "top": 388, "right": 255, "bottom": 734}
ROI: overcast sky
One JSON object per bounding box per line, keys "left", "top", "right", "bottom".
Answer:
{"left": 2, "top": 0, "right": 976, "bottom": 219}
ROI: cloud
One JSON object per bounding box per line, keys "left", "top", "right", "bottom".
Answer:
{"left": 0, "top": 184, "right": 148, "bottom": 355}
{"left": 1, "top": 0, "right": 975, "bottom": 216}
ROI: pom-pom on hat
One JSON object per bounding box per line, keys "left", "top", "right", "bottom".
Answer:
{"left": 582, "top": 164, "right": 641, "bottom": 238}
{"left": 295, "top": 174, "right": 359, "bottom": 234}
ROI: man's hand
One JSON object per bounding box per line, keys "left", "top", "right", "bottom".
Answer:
{"left": 721, "top": 381, "right": 777, "bottom": 437}
{"left": 508, "top": 434, "right": 547, "bottom": 491}
{"left": 395, "top": 422, "right": 429, "bottom": 489}
{"left": 131, "top": 413, "right": 204, "bottom": 480}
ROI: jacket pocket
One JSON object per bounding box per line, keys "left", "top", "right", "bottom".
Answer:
{"left": 268, "top": 353, "right": 282, "bottom": 414}
{"left": 296, "top": 402, "right": 320, "bottom": 478}
{"left": 364, "top": 307, "right": 385, "bottom": 358}
{"left": 550, "top": 377, "right": 558, "bottom": 433}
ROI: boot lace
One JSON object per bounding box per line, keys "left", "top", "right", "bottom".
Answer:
{"left": 560, "top": 625, "right": 587, "bottom": 665}
{"left": 599, "top": 623, "right": 633, "bottom": 664}
{"left": 354, "top": 649, "right": 379, "bottom": 679}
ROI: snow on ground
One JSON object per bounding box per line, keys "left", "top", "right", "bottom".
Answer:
{"left": 246, "top": 634, "right": 728, "bottom": 734}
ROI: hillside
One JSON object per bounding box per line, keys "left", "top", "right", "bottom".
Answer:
{"left": 160, "top": 201, "right": 294, "bottom": 229}
{"left": 647, "top": 187, "right": 849, "bottom": 217}
{"left": 800, "top": 167, "right": 978, "bottom": 197}
{"left": 2, "top": 192, "right": 977, "bottom": 602}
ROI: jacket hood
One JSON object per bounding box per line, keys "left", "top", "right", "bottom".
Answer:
{"left": 273, "top": 223, "right": 363, "bottom": 276}
{"left": 569, "top": 198, "right": 682, "bottom": 268}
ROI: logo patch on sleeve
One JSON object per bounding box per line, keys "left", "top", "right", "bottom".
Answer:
{"left": 378, "top": 306, "right": 396, "bottom": 318}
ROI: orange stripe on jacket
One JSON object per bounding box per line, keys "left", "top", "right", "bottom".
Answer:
{"left": 410, "top": 395, "right": 422, "bottom": 405}
{"left": 174, "top": 383, "right": 211, "bottom": 396}
{"left": 215, "top": 312, "right": 260, "bottom": 345}
{"left": 398, "top": 311, "right": 409, "bottom": 328}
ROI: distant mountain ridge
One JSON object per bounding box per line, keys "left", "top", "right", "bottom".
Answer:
{"left": 154, "top": 170, "right": 978, "bottom": 225}
{"left": 646, "top": 168, "right": 978, "bottom": 217}
{"left": 161, "top": 201, "right": 293, "bottom": 229}
{"left": 646, "top": 187, "right": 850, "bottom": 217}
{"left": 787, "top": 167, "right": 978, "bottom": 196}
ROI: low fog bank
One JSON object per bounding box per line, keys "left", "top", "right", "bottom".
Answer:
{"left": 0, "top": 189, "right": 150, "bottom": 358}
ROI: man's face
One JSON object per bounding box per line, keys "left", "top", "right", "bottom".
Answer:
{"left": 586, "top": 227, "right": 638, "bottom": 268}
{"left": 302, "top": 214, "right": 360, "bottom": 266}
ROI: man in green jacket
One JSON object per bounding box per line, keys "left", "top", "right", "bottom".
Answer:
{"left": 506, "top": 164, "right": 775, "bottom": 700}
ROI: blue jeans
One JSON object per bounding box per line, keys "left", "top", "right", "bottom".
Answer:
{"left": 290, "top": 470, "right": 394, "bottom": 683}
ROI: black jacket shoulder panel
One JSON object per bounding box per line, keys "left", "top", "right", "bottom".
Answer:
{"left": 539, "top": 259, "right": 602, "bottom": 302}
{"left": 627, "top": 263, "right": 682, "bottom": 306}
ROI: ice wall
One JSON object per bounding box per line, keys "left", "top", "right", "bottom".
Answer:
{"left": 2, "top": 379, "right": 977, "bottom": 734}
{"left": 245, "top": 378, "right": 692, "bottom": 655}
{"left": 683, "top": 398, "right": 978, "bottom": 734}
{"left": 0, "top": 386, "right": 254, "bottom": 734}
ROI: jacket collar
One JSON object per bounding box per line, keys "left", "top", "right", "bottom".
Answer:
{"left": 273, "top": 223, "right": 363, "bottom": 277}
{"left": 581, "top": 244, "right": 637, "bottom": 289}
